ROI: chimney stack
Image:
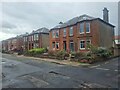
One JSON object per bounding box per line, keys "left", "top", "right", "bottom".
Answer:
{"left": 103, "top": 7, "right": 109, "bottom": 23}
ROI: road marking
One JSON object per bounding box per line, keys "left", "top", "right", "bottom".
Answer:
{"left": 89, "top": 65, "right": 100, "bottom": 68}
{"left": 96, "top": 68, "right": 109, "bottom": 71}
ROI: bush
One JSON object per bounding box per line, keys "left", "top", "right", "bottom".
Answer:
{"left": 56, "top": 50, "right": 69, "bottom": 60}
{"left": 25, "top": 48, "right": 46, "bottom": 56}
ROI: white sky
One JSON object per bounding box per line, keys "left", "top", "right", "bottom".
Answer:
{"left": 0, "top": 1, "right": 119, "bottom": 41}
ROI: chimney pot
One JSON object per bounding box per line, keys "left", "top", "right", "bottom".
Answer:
{"left": 103, "top": 7, "right": 109, "bottom": 23}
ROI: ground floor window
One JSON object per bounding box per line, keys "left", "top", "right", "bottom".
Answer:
{"left": 80, "top": 40, "right": 85, "bottom": 49}
{"left": 34, "top": 43, "right": 39, "bottom": 48}
{"left": 86, "top": 39, "right": 91, "bottom": 49}
{"left": 52, "top": 42, "right": 55, "bottom": 49}
{"left": 56, "top": 42, "right": 59, "bottom": 49}
{"left": 70, "top": 41, "right": 74, "bottom": 51}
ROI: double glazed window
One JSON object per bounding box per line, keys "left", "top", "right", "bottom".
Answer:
{"left": 80, "top": 23, "right": 84, "bottom": 34}
{"left": 52, "top": 31, "right": 55, "bottom": 38}
{"left": 34, "top": 34, "right": 39, "bottom": 41}
{"left": 31, "top": 35, "right": 33, "bottom": 41}
{"left": 70, "top": 41, "right": 74, "bottom": 51}
{"left": 56, "top": 30, "right": 59, "bottom": 38}
{"left": 80, "top": 40, "right": 85, "bottom": 49}
{"left": 86, "top": 22, "right": 90, "bottom": 33}
{"left": 56, "top": 42, "right": 59, "bottom": 49}
{"left": 69, "top": 27, "right": 73, "bottom": 36}
{"left": 52, "top": 42, "right": 59, "bottom": 49}
{"left": 52, "top": 42, "right": 55, "bottom": 48}
{"left": 63, "top": 28, "right": 66, "bottom": 37}
{"left": 80, "top": 22, "right": 90, "bottom": 34}
{"left": 80, "top": 39, "right": 91, "bottom": 49}
{"left": 52, "top": 30, "right": 59, "bottom": 38}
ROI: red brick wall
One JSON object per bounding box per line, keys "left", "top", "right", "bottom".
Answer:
{"left": 49, "top": 20, "right": 114, "bottom": 53}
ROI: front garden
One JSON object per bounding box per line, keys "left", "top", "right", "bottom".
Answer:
{"left": 23, "top": 44, "right": 113, "bottom": 64}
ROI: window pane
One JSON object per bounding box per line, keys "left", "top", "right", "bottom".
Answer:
{"left": 70, "top": 41, "right": 74, "bottom": 51}
{"left": 63, "top": 28, "right": 66, "bottom": 37}
{"left": 86, "top": 22, "right": 90, "bottom": 33}
{"left": 80, "top": 40, "right": 85, "bottom": 49}
{"left": 52, "top": 31, "right": 55, "bottom": 38}
{"left": 70, "top": 27, "right": 73, "bottom": 36}
{"left": 56, "top": 42, "right": 59, "bottom": 49}
{"left": 56, "top": 31, "right": 59, "bottom": 38}
{"left": 52, "top": 42, "right": 55, "bottom": 48}
{"left": 80, "top": 23, "right": 84, "bottom": 33}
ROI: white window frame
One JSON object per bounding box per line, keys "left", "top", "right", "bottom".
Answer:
{"left": 80, "top": 40, "right": 85, "bottom": 50}
{"left": 34, "top": 34, "right": 39, "bottom": 41}
{"left": 52, "top": 31, "right": 55, "bottom": 38}
{"left": 80, "top": 23, "right": 84, "bottom": 34}
{"left": 52, "top": 42, "right": 55, "bottom": 49}
{"left": 86, "top": 22, "right": 90, "bottom": 33}
{"left": 69, "top": 27, "right": 73, "bottom": 36}
{"left": 63, "top": 28, "right": 66, "bottom": 37}
{"left": 56, "top": 30, "right": 59, "bottom": 38}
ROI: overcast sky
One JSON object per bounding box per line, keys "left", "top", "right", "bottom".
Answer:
{"left": 1, "top": 2, "right": 118, "bottom": 41}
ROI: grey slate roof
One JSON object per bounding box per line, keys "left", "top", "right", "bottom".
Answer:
{"left": 30, "top": 27, "right": 49, "bottom": 35}
{"left": 50, "top": 14, "right": 114, "bottom": 30}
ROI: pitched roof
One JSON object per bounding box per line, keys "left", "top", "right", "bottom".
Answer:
{"left": 30, "top": 27, "right": 49, "bottom": 35}
{"left": 50, "top": 14, "right": 114, "bottom": 30}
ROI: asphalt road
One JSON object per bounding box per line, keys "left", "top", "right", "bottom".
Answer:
{"left": 2, "top": 54, "right": 119, "bottom": 88}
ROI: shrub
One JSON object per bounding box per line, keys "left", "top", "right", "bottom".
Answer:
{"left": 56, "top": 50, "right": 68, "bottom": 60}
{"left": 25, "top": 48, "right": 46, "bottom": 56}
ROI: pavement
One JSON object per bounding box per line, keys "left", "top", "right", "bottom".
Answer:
{"left": 2, "top": 53, "right": 119, "bottom": 88}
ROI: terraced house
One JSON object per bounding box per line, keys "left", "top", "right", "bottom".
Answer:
{"left": 26, "top": 27, "right": 49, "bottom": 50}
{"left": 49, "top": 8, "right": 115, "bottom": 53}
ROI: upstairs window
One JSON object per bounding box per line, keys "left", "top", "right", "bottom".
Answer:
{"left": 86, "top": 22, "right": 90, "bottom": 33}
{"left": 80, "top": 23, "right": 84, "bottom": 34}
{"left": 52, "top": 31, "right": 55, "bottom": 38}
{"left": 24, "top": 37, "right": 26, "bottom": 42}
{"left": 56, "top": 30, "right": 59, "bottom": 38}
{"left": 69, "top": 27, "right": 73, "bottom": 36}
{"left": 63, "top": 28, "right": 66, "bottom": 37}
{"left": 31, "top": 35, "right": 33, "bottom": 41}
{"left": 29, "top": 36, "right": 31, "bottom": 41}
{"left": 34, "top": 34, "right": 39, "bottom": 41}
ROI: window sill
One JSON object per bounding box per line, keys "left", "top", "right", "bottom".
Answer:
{"left": 80, "top": 48, "right": 85, "bottom": 50}
{"left": 86, "top": 32, "right": 90, "bottom": 33}
{"left": 80, "top": 33, "right": 84, "bottom": 34}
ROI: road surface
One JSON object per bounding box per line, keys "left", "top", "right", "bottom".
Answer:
{"left": 2, "top": 54, "right": 119, "bottom": 88}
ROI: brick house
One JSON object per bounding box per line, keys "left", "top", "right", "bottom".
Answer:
{"left": 25, "top": 27, "right": 49, "bottom": 50}
{"left": 23, "top": 33, "right": 29, "bottom": 51}
{"left": 49, "top": 8, "right": 115, "bottom": 53}
{"left": 2, "top": 35, "right": 24, "bottom": 52}
{"left": 2, "top": 40, "right": 8, "bottom": 51}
